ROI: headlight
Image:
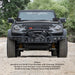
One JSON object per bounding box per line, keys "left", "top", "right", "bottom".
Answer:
{"left": 12, "top": 24, "right": 26, "bottom": 33}
{"left": 14, "top": 25, "right": 20, "bottom": 30}
{"left": 49, "top": 24, "right": 63, "bottom": 33}
{"left": 55, "top": 25, "right": 62, "bottom": 31}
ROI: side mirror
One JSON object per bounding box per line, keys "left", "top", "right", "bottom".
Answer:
{"left": 8, "top": 18, "right": 14, "bottom": 23}
{"left": 15, "top": 18, "right": 21, "bottom": 21}
{"left": 60, "top": 18, "right": 66, "bottom": 23}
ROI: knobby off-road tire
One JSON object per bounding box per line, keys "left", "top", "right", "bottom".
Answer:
{"left": 7, "top": 38, "right": 17, "bottom": 57}
{"left": 57, "top": 38, "right": 67, "bottom": 57}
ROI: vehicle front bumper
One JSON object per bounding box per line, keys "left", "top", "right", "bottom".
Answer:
{"left": 8, "top": 35, "right": 65, "bottom": 43}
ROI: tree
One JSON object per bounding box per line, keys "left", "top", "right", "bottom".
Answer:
{"left": 27, "top": 0, "right": 68, "bottom": 18}
{"left": 0, "top": 0, "right": 30, "bottom": 36}
{"left": 65, "top": 0, "right": 75, "bottom": 42}
{"left": 66, "top": 0, "right": 75, "bottom": 31}
{"left": 2, "top": 0, "right": 30, "bottom": 19}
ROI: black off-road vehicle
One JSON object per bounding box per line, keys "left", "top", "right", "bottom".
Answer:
{"left": 7, "top": 10, "right": 67, "bottom": 57}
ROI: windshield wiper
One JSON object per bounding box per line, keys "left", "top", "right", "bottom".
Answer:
{"left": 17, "top": 20, "right": 50, "bottom": 21}
{"left": 34, "top": 20, "right": 50, "bottom": 21}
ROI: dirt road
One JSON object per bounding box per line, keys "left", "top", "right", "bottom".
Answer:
{"left": 0, "top": 38, "right": 75, "bottom": 75}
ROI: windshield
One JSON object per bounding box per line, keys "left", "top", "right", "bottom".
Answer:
{"left": 18, "top": 11, "right": 55, "bottom": 21}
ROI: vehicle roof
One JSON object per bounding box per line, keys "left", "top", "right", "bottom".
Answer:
{"left": 19, "top": 10, "right": 55, "bottom": 12}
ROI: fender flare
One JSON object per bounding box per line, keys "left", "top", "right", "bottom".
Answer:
{"left": 63, "top": 29, "right": 67, "bottom": 37}
{"left": 8, "top": 29, "right": 12, "bottom": 38}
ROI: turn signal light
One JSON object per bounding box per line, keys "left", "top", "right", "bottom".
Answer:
{"left": 29, "top": 27, "right": 32, "bottom": 29}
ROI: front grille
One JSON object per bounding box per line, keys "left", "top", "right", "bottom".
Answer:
{"left": 41, "top": 26, "right": 49, "bottom": 29}
{"left": 26, "top": 25, "right": 49, "bottom": 30}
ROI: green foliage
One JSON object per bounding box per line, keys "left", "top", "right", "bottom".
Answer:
{"left": 3, "top": 0, "right": 30, "bottom": 19}
{"left": 27, "top": 0, "right": 68, "bottom": 18}
{"left": 50, "top": 4, "right": 68, "bottom": 17}
{"left": 0, "top": 0, "right": 30, "bottom": 37}
{"left": 66, "top": 0, "right": 75, "bottom": 31}
{"left": 0, "top": 20, "right": 9, "bottom": 37}
{"left": 65, "top": 0, "right": 75, "bottom": 42}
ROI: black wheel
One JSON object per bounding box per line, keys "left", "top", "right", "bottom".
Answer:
{"left": 57, "top": 38, "right": 68, "bottom": 57}
{"left": 51, "top": 50, "right": 57, "bottom": 56}
{"left": 7, "top": 37, "right": 17, "bottom": 57}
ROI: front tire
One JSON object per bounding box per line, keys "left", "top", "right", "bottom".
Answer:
{"left": 7, "top": 38, "right": 17, "bottom": 57}
{"left": 57, "top": 38, "right": 67, "bottom": 57}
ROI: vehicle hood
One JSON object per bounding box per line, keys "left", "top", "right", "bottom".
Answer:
{"left": 15, "top": 20, "right": 59, "bottom": 24}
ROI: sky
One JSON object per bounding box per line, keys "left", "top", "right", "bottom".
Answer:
{"left": 30, "top": 0, "right": 33, "bottom": 2}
